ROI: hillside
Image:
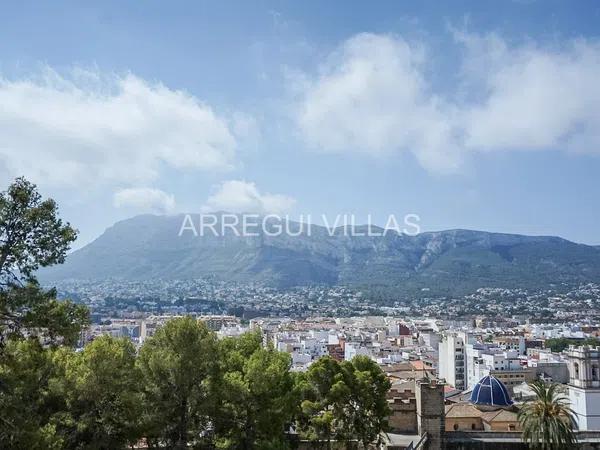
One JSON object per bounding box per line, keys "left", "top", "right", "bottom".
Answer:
{"left": 40, "top": 214, "right": 600, "bottom": 295}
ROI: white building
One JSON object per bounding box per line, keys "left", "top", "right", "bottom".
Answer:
{"left": 465, "top": 341, "right": 529, "bottom": 390}
{"left": 567, "top": 346, "right": 600, "bottom": 431}
{"left": 493, "top": 335, "right": 526, "bottom": 355}
{"left": 438, "top": 332, "right": 466, "bottom": 390}
{"left": 344, "top": 342, "right": 372, "bottom": 361}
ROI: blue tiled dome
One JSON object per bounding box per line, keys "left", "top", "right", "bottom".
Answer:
{"left": 470, "top": 375, "right": 513, "bottom": 407}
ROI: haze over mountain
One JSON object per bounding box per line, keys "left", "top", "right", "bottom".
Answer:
{"left": 41, "top": 214, "right": 600, "bottom": 296}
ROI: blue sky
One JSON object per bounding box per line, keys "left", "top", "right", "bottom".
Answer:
{"left": 1, "top": 1, "right": 600, "bottom": 246}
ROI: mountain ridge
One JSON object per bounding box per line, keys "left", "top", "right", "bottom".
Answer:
{"left": 40, "top": 214, "right": 600, "bottom": 295}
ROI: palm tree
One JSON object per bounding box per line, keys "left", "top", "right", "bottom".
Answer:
{"left": 518, "top": 380, "right": 577, "bottom": 449}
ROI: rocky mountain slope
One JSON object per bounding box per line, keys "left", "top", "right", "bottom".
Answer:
{"left": 40, "top": 214, "right": 600, "bottom": 294}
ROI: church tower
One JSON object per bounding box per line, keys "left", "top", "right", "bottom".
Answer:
{"left": 567, "top": 345, "right": 600, "bottom": 431}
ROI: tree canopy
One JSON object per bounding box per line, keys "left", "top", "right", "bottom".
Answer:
{"left": 545, "top": 337, "right": 600, "bottom": 353}
{"left": 215, "top": 331, "right": 298, "bottom": 449}
{"left": 2, "top": 321, "right": 392, "bottom": 449}
{"left": 0, "top": 177, "right": 77, "bottom": 286}
{"left": 296, "top": 355, "right": 391, "bottom": 447}
{"left": 57, "top": 335, "right": 142, "bottom": 450}
{"left": 0, "top": 177, "right": 88, "bottom": 347}
{"left": 137, "top": 316, "right": 219, "bottom": 449}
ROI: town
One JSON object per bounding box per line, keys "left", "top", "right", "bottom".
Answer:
{"left": 54, "top": 278, "right": 600, "bottom": 323}
{"left": 61, "top": 280, "right": 600, "bottom": 448}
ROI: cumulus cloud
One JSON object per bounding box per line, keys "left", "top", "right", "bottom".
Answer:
{"left": 113, "top": 187, "right": 176, "bottom": 213}
{"left": 203, "top": 180, "right": 296, "bottom": 214}
{"left": 294, "top": 32, "right": 600, "bottom": 172}
{"left": 0, "top": 68, "right": 238, "bottom": 187}
{"left": 457, "top": 32, "right": 600, "bottom": 154}
{"left": 295, "top": 33, "right": 462, "bottom": 172}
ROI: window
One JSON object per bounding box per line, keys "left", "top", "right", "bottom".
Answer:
{"left": 593, "top": 364, "right": 599, "bottom": 381}
{"left": 454, "top": 424, "right": 459, "bottom": 431}
{"left": 471, "top": 423, "right": 477, "bottom": 430}
{"left": 574, "top": 362, "right": 580, "bottom": 379}
{"left": 509, "top": 424, "right": 516, "bottom": 431}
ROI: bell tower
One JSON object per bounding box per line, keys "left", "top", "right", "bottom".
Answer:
{"left": 567, "top": 345, "right": 600, "bottom": 431}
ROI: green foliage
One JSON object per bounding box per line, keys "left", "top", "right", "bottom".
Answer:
{"left": 0, "top": 336, "right": 143, "bottom": 450}
{"left": 216, "top": 331, "right": 296, "bottom": 449}
{"left": 297, "top": 356, "right": 344, "bottom": 444}
{"left": 518, "top": 381, "right": 577, "bottom": 449}
{"left": 0, "top": 177, "right": 77, "bottom": 286}
{"left": 297, "top": 355, "right": 391, "bottom": 447}
{"left": 342, "top": 356, "right": 392, "bottom": 446}
{"left": 1, "top": 319, "right": 393, "bottom": 449}
{"left": 0, "top": 178, "right": 88, "bottom": 348}
{"left": 545, "top": 337, "right": 600, "bottom": 353}
{"left": 545, "top": 338, "right": 572, "bottom": 353}
{"left": 137, "top": 317, "right": 219, "bottom": 449}
{"left": 56, "top": 335, "right": 142, "bottom": 449}
{"left": 0, "top": 338, "right": 65, "bottom": 449}
{"left": 1, "top": 284, "right": 89, "bottom": 347}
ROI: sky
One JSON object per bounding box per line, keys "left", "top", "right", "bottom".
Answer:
{"left": 1, "top": 1, "right": 600, "bottom": 246}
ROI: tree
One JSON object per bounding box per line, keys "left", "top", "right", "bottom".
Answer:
{"left": 1, "top": 285, "right": 88, "bottom": 347}
{"left": 297, "top": 356, "right": 351, "bottom": 447}
{"left": 216, "top": 331, "right": 296, "bottom": 449}
{"left": 0, "top": 178, "right": 90, "bottom": 449}
{"left": 56, "top": 335, "right": 142, "bottom": 449}
{"left": 137, "top": 317, "right": 219, "bottom": 449}
{"left": 0, "top": 177, "right": 77, "bottom": 287}
{"left": 0, "top": 177, "right": 87, "bottom": 347}
{"left": 341, "top": 356, "right": 391, "bottom": 447}
{"left": 518, "top": 380, "right": 577, "bottom": 449}
{"left": 545, "top": 337, "right": 600, "bottom": 353}
{"left": 0, "top": 338, "right": 65, "bottom": 449}
{"left": 545, "top": 338, "right": 573, "bottom": 353}
{"left": 297, "top": 356, "right": 391, "bottom": 448}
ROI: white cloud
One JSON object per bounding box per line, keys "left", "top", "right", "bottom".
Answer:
{"left": 203, "top": 180, "right": 296, "bottom": 214}
{"left": 294, "top": 32, "right": 600, "bottom": 172}
{"left": 457, "top": 32, "right": 600, "bottom": 154}
{"left": 113, "top": 187, "right": 176, "bottom": 213}
{"left": 0, "top": 68, "right": 238, "bottom": 187}
{"left": 295, "top": 33, "right": 462, "bottom": 172}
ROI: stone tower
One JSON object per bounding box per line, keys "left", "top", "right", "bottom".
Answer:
{"left": 416, "top": 377, "right": 445, "bottom": 449}
{"left": 567, "top": 345, "right": 600, "bottom": 431}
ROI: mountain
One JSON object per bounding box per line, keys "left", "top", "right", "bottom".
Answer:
{"left": 40, "top": 214, "right": 600, "bottom": 296}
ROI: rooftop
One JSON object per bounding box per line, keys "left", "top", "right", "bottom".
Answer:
{"left": 470, "top": 375, "right": 513, "bottom": 407}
